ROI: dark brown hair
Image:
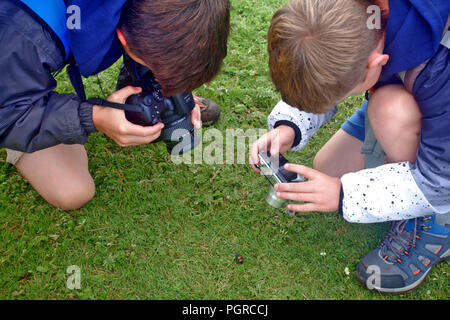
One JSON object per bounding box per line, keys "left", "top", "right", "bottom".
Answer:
{"left": 267, "top": 0, "right": 385, "bottom": 113}
{"left": 120, "top": 0, "right": 231, "bottom": 95}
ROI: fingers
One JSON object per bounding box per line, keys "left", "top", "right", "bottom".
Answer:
{"left": 191, "top": 105, "right": 202, "bottom": 129}
{"left": 107, "top": 86, "right": 142, "bottom": 104}
{"left": 249, "top": 160, "right": 261, "bottom": 173}
{"left": 283, "top": 163, "right": 318, "bottom": 180}
{"left": 249, "top": 131, "right": 276, "bottom": 171}
{"left": 287, "top": 203, "right": 319, "bottom": 213}
{"left": 274, "top": 181, "right": 315, "bottom": 193}
{"left": 114, "top": 120, "right": 164, "bottom": 147}
{"left": 94, "top": 107, "right": 165, "bottom": 147}
{"left": 115, "top": 131, "right": 162, "bottom": 147}
{"left": 94, "top": 86, "right": 169, "bottom": 147}
{"left": 120, "top": 120, "right": 165, "bottom": 137}
{"left": 249, "top": 135, "right": 267, "bottom": 172}
{"left": 276, "top": 190, "right": 317, "bottom": 202}
{"left": 287, "top": 202, "right": 336, "bottom": 213}
{"left": 249, "top": 127, "right": 296, "bottom": 172}
{"left": 269, "top": 130, "right": 281, "bottom": 156}
{"left": 249, "top": 140, "right": 262, "bottom": 172}
{"left": 275, "top": 171, "right": 342, "bottom": 213}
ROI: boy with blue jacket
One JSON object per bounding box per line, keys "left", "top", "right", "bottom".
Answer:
{"left": 0, "top": 0, "right": 230, "bottom": 209}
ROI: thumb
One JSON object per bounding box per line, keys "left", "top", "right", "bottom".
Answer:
{"left": 269, "top": 130, "right": 281, "bottom": 156}
{"left": 269, "top": 144, "right": 280, "bottom": 156}
{"left": 108, "top": 86, "right": 142, "bottom": 103}
{"left": 190, "top": 105, "right": 202, "bottom": 129}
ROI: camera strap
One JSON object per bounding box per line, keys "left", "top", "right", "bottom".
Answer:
{"left": 67, "top": 60, "right": 87, "bottom": 101}
{"left": 87, "top": 98, "right": 144, "bottom": 113}
{"left": 67, "top": 61, "right": 143, "bottom": 114}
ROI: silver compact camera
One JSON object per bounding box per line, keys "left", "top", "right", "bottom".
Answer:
{"left": 257, "top": 151, "right": 304, "bottom": 215}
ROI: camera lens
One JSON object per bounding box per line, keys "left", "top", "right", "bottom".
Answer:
{"left": 166, "top": 130, "right": 200, "bottom": 155}
{"left": 161, "top": 114, "right": 200, "bottom": 155}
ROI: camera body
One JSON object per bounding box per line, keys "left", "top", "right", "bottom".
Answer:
{"left": 123, "top": 55, "right": 199, "bottom": 155}
{"left": 257, "top": 151, "right": 304, "bottom": 214}
{"left": 125, "top": 84, "right": 194, "bottom": 127}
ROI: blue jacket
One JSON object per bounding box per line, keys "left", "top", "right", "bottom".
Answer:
{"left": 380, "top": 0, "right": 450, "bottom": 82}
{"left": 67, "top": 0, "right": 126, "bottom": 77}
{"left": 0, "top": 0, "right": 125, "bottom": 152}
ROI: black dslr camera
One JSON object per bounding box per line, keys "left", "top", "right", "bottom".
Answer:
{"left": 124, "top": 74, "right": 199, "bottom": 155}
{"left": 257, "top": 151, "right": 304, "bottom": 215}
{"left": 91, "top": 55, "right": 199, "bottom": 155}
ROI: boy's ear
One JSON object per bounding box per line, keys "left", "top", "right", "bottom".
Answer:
{"left": 116, "top": 29, "right": 128, "bottom": 48}
{"left": 368, "top": 52, "right": 389, "bottom": 69}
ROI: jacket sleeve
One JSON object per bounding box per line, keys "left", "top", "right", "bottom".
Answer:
{"left": 267, "top": 100, "right": 338, "bottom": 150}
{"left": 0, "top": 18, "right": 97, "bottom": 153}
{"left": 340, "top": 162, "right": 435, "bottom": 223}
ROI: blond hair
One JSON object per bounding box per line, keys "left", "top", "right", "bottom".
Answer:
{"left": 268, "top": 0, "right": 384, "bottom": 113}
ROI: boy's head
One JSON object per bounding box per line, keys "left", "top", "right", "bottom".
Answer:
{"left": 267, "top": 0, "right": 388, "bottom": 113}
{"left": 117, "top": 0, "right": 231, "bottom": 96}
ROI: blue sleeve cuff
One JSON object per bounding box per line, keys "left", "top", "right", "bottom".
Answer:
{"left": 273, "top": 120, "right": 302, "bottom": 149}
{"left": 79, "top": 101, "right": 98, "bottom": 134}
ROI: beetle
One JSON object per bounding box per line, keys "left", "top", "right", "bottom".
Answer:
{"left": 235, "top": 252, "right": 244, "bottom": 263}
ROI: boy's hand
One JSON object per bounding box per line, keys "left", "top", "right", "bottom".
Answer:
{"left": 274, "top": 163, "right": 341, "bottom": 213}
{"left": 250, "top": 125, "right": 296, "bottom": 172}
{"left": 92, "top": 86, "right": 165, "bottom": 147}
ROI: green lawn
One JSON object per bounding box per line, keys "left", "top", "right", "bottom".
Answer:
{"left": 0, "top": 0, "right": 448, "bottom": 300}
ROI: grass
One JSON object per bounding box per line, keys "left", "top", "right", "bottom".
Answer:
{"left": 0, "top": 0, "right": 448, "bottom": 300}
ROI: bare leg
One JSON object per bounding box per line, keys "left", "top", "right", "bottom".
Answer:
{"left": 15, "top": 144, "right": 95, "bottom": 210}
{"left": 368, "top": 84, "right": 421, "bottom": 164}
{"left": 314, "top": 85, "right": 422, "bottom": 177}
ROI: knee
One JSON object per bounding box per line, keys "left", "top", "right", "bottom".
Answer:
{"left": 368, "top": 84, "right": 422, "bottom": 132}
{"left": 51, "top": 177, "right": 96, "bottom": 211}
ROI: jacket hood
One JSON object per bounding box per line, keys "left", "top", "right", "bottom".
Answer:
{"left": 67, "top": 0, "right": 126, "bottom": 77}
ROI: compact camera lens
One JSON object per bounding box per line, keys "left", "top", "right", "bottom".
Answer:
{"left": 265, "top": 184, "right": 288, "bottom": 209}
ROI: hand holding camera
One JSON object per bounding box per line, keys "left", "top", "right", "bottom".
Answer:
{"left": 256, "top": 150, "right": 304, "bottom": 215}
{"left": 250, "top": 125, "right": 296, "bottom": 172}
{"left": 273, "top": 163, "right": 342, "bottom": 214}
{"left": 91, "top": 62, "right": 201, "bottom": 154}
